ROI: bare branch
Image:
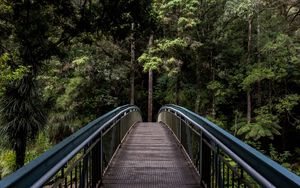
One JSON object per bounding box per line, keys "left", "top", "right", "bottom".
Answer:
{"left": 290, "top": 9, "right": 300, "bottom": 24}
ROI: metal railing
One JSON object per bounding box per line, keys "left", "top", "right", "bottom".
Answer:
{"left": 0, "top": 105, "right": 142, "bottom": 188}
{"left": 158, "top": 104, "right": 300, "bottom": 188}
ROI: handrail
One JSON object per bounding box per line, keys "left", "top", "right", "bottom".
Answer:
{"left": 0, "top": 104, "right": 141, "bottom": 187}
{"left": 159, "top": 104, "right": 300, "bottom": 188}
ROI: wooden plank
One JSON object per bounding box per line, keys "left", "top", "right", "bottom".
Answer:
{"left": 101, "top": 123, "right": 201, "bottom": 188}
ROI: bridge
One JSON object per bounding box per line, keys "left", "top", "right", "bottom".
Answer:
{"left": 0, "top": 105, "right": 300, "bottom": 187}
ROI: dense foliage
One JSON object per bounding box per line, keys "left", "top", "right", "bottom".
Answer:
{"left": 0, "top": 0, "right": 299, "bottom": 178}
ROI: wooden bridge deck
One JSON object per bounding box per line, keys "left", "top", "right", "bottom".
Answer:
{"left": 102, "top": 122, "right": 201, "bottom": 188}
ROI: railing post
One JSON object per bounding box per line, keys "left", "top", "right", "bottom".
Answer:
{"left": 179, "top": 118, "right": 181, "bottom": 142}
{"left": 91, "top": 137, "right": 102, "bottom": 187}
{"left": 199, "top": 130, "right": 203, "bottom": 184}
{"left": 202, "top": 136, "right": 211, "bottom": 187}
{"left": 100, "top": 134, "right": 103, "bottom": 175}
{"left": 110, "top": 125, "right": 117, "bottom": 159}
{"left": 117, "top": 121, "right": 121, "bottom": 146}
{"left": 120, "top": 118, "right": 123, "bottom": 142}
{"left": 216, "top": 146, "right": 223, "bottom": 188}
{"left": 186, "top": 124, "right": 192, "bottom": 158}
{"left": 60, "top": 166, "right": 64, "bottom": 188}
{"left": 80, "top": 148, "right": 88, "bottom": 188}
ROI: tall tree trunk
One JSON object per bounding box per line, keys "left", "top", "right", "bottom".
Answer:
{"left": 148, "top": 70, "right": 153, "bottom": 122}
{"left": 256, "top": 2, "right": 262, "bottom": 106}
{"left": 266, "top": 80, "right": 272, "bottom": 105}
{"left": 257, "top": 81, "right": 262, "bottom": 106}
{"left": 247, "top": 91, "right": 252, "bottom": 124}
{"left": 130, "top": 23, "right": 135, "bottom": 105}
{"left": 175, "top": 76, "right": 179, "bottom": 105}
{"left": 194, "top": 56, "right": 201, "bottom": 113}
{"left": 247, "top": 15, "right": 253, "bottom": 124}
{"left": 281, "top": 79, "right": 289, "bottom": 150}
{"left": 148, "top": 34, "right": 154, "bottom": 122}
{"left": 15, "top": 134, "right": 26, "bottom": 169}
{"left": 211, "top": 51, "right": 216, "bottom": 119}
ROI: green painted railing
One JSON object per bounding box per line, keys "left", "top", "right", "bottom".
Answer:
{"left": 0, "top": 104, "right": 142, "bottom": 188}
{"left": 158, "top": 104, "right": 300, "bottom": 188}
{"left": 1, "top": 103, "right": 299, "bottom": 188}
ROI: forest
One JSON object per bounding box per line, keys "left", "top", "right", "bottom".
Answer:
{"left": 0, "top": 0, "right": 300, "bottom": 179}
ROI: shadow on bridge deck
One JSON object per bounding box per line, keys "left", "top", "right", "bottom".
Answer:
{"left": 101, "top": 122, "right": 201, "bottom": 188}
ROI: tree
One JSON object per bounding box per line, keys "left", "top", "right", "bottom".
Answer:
{"left": 0, "top": 0, "right": 90, "bottom": 169}
{"left": 148, "top": 34, "right": 154, "bottom": 122}
{"left": 0, "top": 0, "right": 154, "bottom": 170}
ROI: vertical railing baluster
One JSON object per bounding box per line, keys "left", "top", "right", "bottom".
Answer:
{"left": 216, "top": 146, "right": 222, "bottom": 188}
{"left": 213, "top": 150, "right": 216, "bottom": 188}
{"left": 119, "top": 120, "right": 122, "bottom": 144}
{"left": 90, "top": 153, "right": 92, "bottom": 186}
{"left": 75, "top": 165, "right": 78, "bottom": 188}
{"left": 59, "top": 167, "right": 63, "bottom": 188}
{"left": 92, "top": 137, "right": 102, "bottom": 187}
{"left": 65, "top": 166, "right": 68, "bottom": 188}
{"left": 110, "top": 125, "right": 116, "bottom": 160}
{"left": 86, "top": 149, "right": 89, "bottom": 187}
{"left": 227, "top": 163, "right": 229, "bottom": 187}
{"left": 202, "top": 138, "right": 211, "bottom": 188}
{"left": 199, "top": 130, "right": 203, "bottom": 185}
{"left": 80, "top": 148, "right": 87, "bottom": 188}
{"left": 70, "top": 169, "right": 73, "bottom": 188}
{"left": 79, "top": 160, "right": 82, "bottom": 188}
{"left": 241, "top": 168, "right": 244, "bottom": 188}
{"left": 118, "top": 122, "right": 121, "bottom": 147}
{"left": 100, "top": 133, "right": 103, "bottom": 175}
{"left": 237, "top": 166, "right": 241, "bottom": 188}
{"left": 213, "top": 144, "right": 216, "bottom": 188}
{"left": 222, "top": 160, "right": 225, "bottom": 188}
{"left": 232, "top": 168, "right": 235, "bottom": 187}
{"left": 186, "top": 124, "right": 192, "bottom": 158}
{"left": 179, "top": 118, "right": 182, "bottom": 142}
{"left": 86, "top": 151, "right": 89, "bottom": 187}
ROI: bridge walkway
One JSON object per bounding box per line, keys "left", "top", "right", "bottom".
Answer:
{"left": 101, "top": 122, "right": 201, "bottom": 188}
